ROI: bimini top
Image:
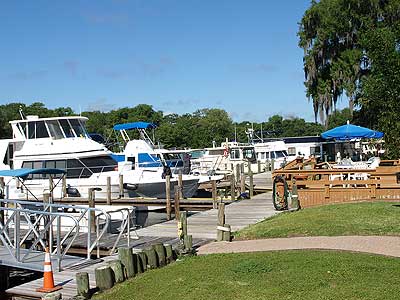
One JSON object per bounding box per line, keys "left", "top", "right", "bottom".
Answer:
{"left": 113, "top": 122, "right": 157, "bottom": 131}
{"left": 0, "top": 168, "right": 66, "bottom": 179}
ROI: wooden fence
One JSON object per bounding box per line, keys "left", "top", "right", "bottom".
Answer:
{"left": 273, "top": 163, "right": 400, "bottom": 208}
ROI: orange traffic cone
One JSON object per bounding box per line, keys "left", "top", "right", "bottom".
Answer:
{"left": 36, "top": 247, "right": 62, "bottom": 293}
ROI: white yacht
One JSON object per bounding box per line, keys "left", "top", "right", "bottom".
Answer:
{"left": 190, "top": 141, "right": 258, "bottom": 174}
{"left": 0, "top": 115, "right": 199, "bottom": 200}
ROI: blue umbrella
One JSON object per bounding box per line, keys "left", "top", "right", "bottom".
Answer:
{"left": 321, "top": 121, "right": 384, "bottom": 140}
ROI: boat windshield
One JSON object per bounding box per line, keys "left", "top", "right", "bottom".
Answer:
{"left": 275, "top": 150, "right": 288, "bottom": 158}
{"left": 58, "top": 119, "right": 88, "bottom": 138}
{"left": 46, "top": 120, "right": 64, "bottom": 139}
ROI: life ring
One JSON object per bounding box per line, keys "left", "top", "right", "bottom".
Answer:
{"left": 273, "top": 175, "right": 288, "bottom": 211}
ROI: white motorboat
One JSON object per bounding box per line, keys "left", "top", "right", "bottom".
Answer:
{"left": 0, "top": 115, "right": 199, "bottom": 200}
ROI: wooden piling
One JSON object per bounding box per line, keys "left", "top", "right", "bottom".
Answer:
{"left": 165, "top": 175, "right": 171, "bottom": 220}
{"left": 43, "top": 192, "right": 52, "bottom": 248}
{"left": 180, "top": 211, "right": 188, "bottom": 237}
{"left": 0, "top": 265, "right": 10, "bottom": 291}
{"left": 119, "top": 174, "right": 124, "bottom": 198}
{"left": 88, "top": 188, "right": 96, "bottom": 233}
{"left": 235, "top": 164, "right": 240, "bottom": 183}
{"left": 144, "top": 247, "right": 158, "bottom": 269}
{"left": 271, "top": 159, "right": 275, "bottom": 172}
{"left": 178, "top": 171, "right": 183, "bottom": 199}
{"left": 240, "top": 163, "right": 245, "bottom": 176}
{"left": 107, "top": 260, "right": 125, "bottom": 283}
{"left": 106, "top": 176, "right": 111, "bottom": 205}
{"left": 257, "top": 160, "right": 261, "bottom": 173}
{"left": 95, "top": 265, "right": 114, "bottom": 291}
{"left": 62, "top": 176, "right": 67, "bottom": 198}
{"left": 76, "top": 272, "right": 90, "bottom": 299}
{"left": 222, "top": 224, "right": 231, "bottom": 242}
{"left": 211, "top": 180, "right": 217, "bottom": 209}
{"left": 153, "top": 243, "right": 167, "bottom": 267}
{"left": 240, "top": 174, "right": 246, "bottom": 194}
{"left": 230, "top": 175, "right": 235, "bottom": 201}
{"left": 174, "top": 185, "right": 180, "bottom": 220}
{"left": 184, "top": 235, "right": 193, "bottom": 251}
{"left": 49, "top": 176, "right": 54, "bottom": 201}
{"left": 217, "top": 203, "right": 225, "bottom": 241}
{"left": 249, "top": 171, "right": 254, "bottom": 198}
{"left": 137, "top": 251, "right": 147, "bottom": 272}
{"left": 118, "top": 247, "right": 136, "bottom": 278}
{"left": 164, "top": 244, "right": 174, "bottom": 263}
{"left": 247, "top": 162, "right": 251, "bottom": 175}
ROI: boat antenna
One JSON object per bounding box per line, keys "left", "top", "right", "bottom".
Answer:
{"left": 19, "top": 106, "right": 26, "bottom": 120}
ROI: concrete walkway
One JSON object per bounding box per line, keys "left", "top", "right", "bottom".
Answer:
{"left": 136, "top": 192, "right": 279, "bottom": 240}
{"left": 197, "top": 236, "right": 400, "bottom": 257}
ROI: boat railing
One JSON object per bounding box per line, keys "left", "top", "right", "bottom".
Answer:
{"left": 0, "top": 198, "right": 111, "bottom": 271}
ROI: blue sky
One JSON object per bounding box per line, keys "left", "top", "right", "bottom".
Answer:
{"left": 0, "top": 0, "right": 344, "bottom": 122}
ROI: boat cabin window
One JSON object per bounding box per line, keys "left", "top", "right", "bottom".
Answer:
{"left": 46, "top": 120, "right": 64, "bottom": 139}
{"left": 243, "top": 148, "right": 255, "bottom": 160}
{"left": 287, "top": 147, "right": 296, "bottom": 156}
{"left": 3, "top": 144, "right": 14, "bottom": 168}
{"left": 230, "top": 149, "right": 241, "bottom": 160}
{"left": 22, "top": 156, "right": 117, "bottom": 179}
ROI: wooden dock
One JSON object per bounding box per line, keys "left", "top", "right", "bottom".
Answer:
{"left": 6, "top": 191, "right": 278, "bottom": 299}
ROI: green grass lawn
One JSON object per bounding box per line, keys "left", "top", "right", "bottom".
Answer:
{"left": 94, "top": 251, "right": 400, "bottom": 300}
{"left": 235, "top": 201, "right": 400, "bottom": 240}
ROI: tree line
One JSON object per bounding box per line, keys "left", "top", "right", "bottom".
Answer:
{"left": 0, "top": 102, "right": 326, "bottom": 149}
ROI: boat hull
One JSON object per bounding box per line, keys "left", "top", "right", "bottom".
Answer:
{"left": 128, "top": 178, "right": 199, "bottom": 199}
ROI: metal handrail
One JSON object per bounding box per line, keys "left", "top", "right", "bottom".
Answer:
{"left": 0, "top": 198, "right": 111, "bottom": 270}
{"left": 95, "top": 207, "right": 138, "bottom": 257}
{"left": 0, "top": 205, "right": 79, "bottom": 271}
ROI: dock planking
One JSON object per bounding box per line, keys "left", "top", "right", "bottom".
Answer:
{"left": 7, "top": 191, "right": 278, "bottom": 299}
